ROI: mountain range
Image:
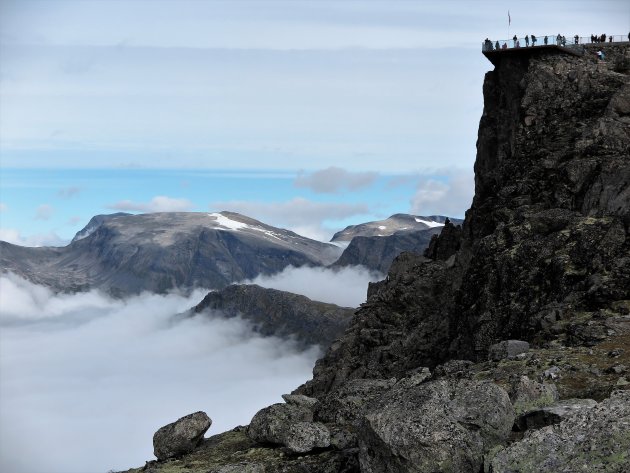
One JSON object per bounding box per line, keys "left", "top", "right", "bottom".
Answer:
{"left": 0, "top": 211, "right": 454, "bottom": 296}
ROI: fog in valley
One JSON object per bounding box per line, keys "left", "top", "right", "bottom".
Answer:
{"left": 0, "top": 265, "right": 376, "bottom": 473}
{"left": 250, "top": 265, "right": 383, "bottom": 307}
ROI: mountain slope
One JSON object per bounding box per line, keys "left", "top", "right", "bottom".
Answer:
{"left": 331, "top": 227, "right": 441, "bottom": 273}
{"left": 0, "top": 212, "right": 342, "bottom": 296}
{"left": 330, "top": 214, "right": 452, "bottom": 243}
{"left": 191, "top": 284, "right": 355, "bottom": 349}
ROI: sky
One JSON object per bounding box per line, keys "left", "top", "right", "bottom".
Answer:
{"left": 1, "top": 0, "right": 626, "bottom": 243}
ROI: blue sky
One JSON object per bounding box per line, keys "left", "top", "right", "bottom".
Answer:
{"left": 1, "top": 0, "right": 629, "bottom": 243}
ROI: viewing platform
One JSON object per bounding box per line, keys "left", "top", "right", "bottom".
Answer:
{"left": 482, "top": 34, "right": 629, "bottom": 66}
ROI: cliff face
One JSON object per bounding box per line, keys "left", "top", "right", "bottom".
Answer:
{"left": 301, "top": 44, "right": 630, "bottom": 395}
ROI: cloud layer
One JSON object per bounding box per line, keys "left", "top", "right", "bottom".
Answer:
{"left": 109, "top": 195, "right": 195, "bottom": 213}
{"left": 249, "top": 265, "right": 383, "bottom": 308}
{"left": 294, "top": 167, "right": 378, "bottom": 193}
{"left": 0, "top": 274, "right": 319, "bottom": 473}
{"left": 0, "top": 227, "right": 67, "bottom": 247}
{"left": 410, "top": 170, "right": 474, "bottom": 218}
{"left": 211, "top": 197, "right": 370, "bottom": 241}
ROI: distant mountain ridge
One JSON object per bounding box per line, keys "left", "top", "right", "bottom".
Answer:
{"left": 330, "top": 214, "right": 456, "bottom": 242}
{"left": 191, "top": 284, "right": 355, "bottom": 349}
{"left": 71, "top": 212, "right": 131, "bottom": 242}
{"left": 1, "top": 211, "right": 461, "bottom": 296}
{"left": 330, "top": 215, "right": 463, "bottom": 272}
{"left": 0, "top": 211, "right": 342, "bottom": 296}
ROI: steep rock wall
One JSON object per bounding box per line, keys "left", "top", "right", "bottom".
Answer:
{"left": 301, "top": 45, "right": 630, "bottom": 396}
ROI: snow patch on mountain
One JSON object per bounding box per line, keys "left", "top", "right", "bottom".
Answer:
{"left": 414, "top": 218, "right": 444, "bottom": 228}
{"left": 208, "top": 212, "right": 249, "bottom": 230}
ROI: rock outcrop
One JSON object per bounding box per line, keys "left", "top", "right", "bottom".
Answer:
{"left": 358, "top": 378, "right": 514, "bottom": 473}
{"left": 153, "top": 411, "right": 212, "bottom": 461}
{"left": 191, "top": 284, "right": 355, "bottom": 349}
{"left": 491, "top": 391, "right": 630, "bottom": 472}
{"left": 300, "top": 40, "right": 630, "bottom": 397}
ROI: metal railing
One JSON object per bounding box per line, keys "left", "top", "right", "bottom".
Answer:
{"left": 482, "top": 34, "right": 629, "bottom": 52}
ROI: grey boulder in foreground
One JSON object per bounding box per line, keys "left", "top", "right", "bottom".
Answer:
{"left": 491, "top": 391, "right": 630, "bottom": 472}
{"left": 153, "top": 411, "right": 212, "bottom": 461}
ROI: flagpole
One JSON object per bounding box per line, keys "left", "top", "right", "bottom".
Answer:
{"left": 508, "top": 10, "right": 511, "bottom": 46}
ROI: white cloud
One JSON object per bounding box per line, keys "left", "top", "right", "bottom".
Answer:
{"left": 210, "top": 197, "right": 370, "bottom": 241}
{"left": 57, "top": 186, "right": 81, "bottom": 198}
{"left": 294, "top": 167, "right": 378, "bottom": 193}
{"left": 0, "top": 228, "right": 67, "bottom": 247}
{"left": 410, "top": 169, "right": 474, "bottom": 218}
{"left": 0, "top": 273, "right": 319, "bottom": 473}
{"left": 109, "top": 195, "right": 194, "bottom": 212}
{"left": 249, "top": 265, "right": 383, "bottom": 308}
{"left": 34, "top": 204, "right": 54, "bottom": 220}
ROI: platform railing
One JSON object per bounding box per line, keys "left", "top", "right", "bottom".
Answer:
{"left": 482, "top": 34, "right": 629, "bottom": 52}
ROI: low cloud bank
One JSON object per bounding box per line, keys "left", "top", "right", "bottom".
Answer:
{"left": 109, "top": 195, "right": 194, "bottom": 212}
{"left": 410, "top": 169, "right": 474, "bottom": 218}
{"left": 0, "top": 274, "right": 319, "bottom": 473}
{"left": 249, "top": 265, "right": 384, "bottom": 308}
{"left": 0, "top": 227, "right": 68, "bottom": 247}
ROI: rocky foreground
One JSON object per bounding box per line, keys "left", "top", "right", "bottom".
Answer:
{"left": 121, "top": 42, "right": 630, "bottom": 472}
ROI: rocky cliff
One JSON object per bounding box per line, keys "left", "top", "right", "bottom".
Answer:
{"left": 122, "top": 43, "right": 630, "bottom": 473}
{"left": 301, "top": 42, "right": 630, "bottom": 395}
{"left": 190, "top": 284, "right": 355, "bottom": 349}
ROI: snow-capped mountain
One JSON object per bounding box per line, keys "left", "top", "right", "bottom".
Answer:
{"left": 0, "top": 211, "right": 342, "bottom": 296}
{"left": 330, "top": 214, "right": 458, "bottom": 242}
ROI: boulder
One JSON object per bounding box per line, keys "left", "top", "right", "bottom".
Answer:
{"left": 491, "top": 391, "right": 630, "bottom": 472}
{"left": 284, "top": 422, "right": 331, "bottom": 453}
{"left": 152, "top": 411, "right": 212, "bottom": 461}
{"left": 488, "top": 340, "right": 530, "bottom": 361}
{"left": 314, "top": 378, "right": 396, "bottom": 425}
{"left": 282, "top": 393, "right": 319, "bottom": 410}
{"left": 514, "top": 398, "right": 597, "bottom": 431}
{"left": 509, "top": 375, "right": 559, "bottom": 415}
{"left": 358, "top": 378, "right": 514, "bottom": 473}
{"left": 247, "top": 403, "right": 312, "bottom": 446}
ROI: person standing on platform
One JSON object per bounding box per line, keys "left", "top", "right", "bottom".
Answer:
{"left": 531, "top": 35, "right": 537, "bottom": 46}
{"left": 544, "top": 35, "right": 548, "bottom": 45}
{"left": 525, "top": 35, "right": 530, "bottom": 46}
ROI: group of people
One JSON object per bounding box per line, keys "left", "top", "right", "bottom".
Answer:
{"left": 591, "top": 34, "right": 610, "bottom": 43}
{"left": 484, "top": 32, "right": 629, "bottom": 53}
